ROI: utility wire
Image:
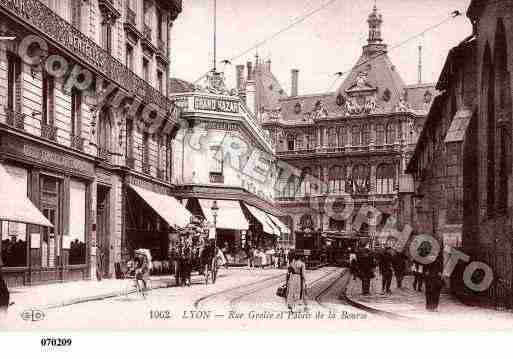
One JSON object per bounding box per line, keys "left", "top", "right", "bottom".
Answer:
{"left": 192, "top": 0, "right": 341, "bottom": 85}
{"left": 325, "top": 10, "right": 462, "bottom": 92}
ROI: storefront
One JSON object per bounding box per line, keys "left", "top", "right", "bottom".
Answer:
{"left": 123, "top": 175, "right": 192, "bottom": 264}
{"left": 0, "top": 133, "right": 95, "bottom": 286}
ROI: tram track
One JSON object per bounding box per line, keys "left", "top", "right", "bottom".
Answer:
{"left": 229, "top": 267, "right": 342, "bottom": 311}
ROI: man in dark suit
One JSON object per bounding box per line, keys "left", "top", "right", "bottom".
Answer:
{"left": 356, "top": 247, "right": 375, "bottom": 295}
{"left": 379, "top": 247, "right": 394, "bottom": 295}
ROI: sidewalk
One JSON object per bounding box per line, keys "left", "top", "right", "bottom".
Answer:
{"left": 9, "top": 275, "right": 175, "bottom": 311}
{"left": 345, "top": 273, "right": 512, "bottom": 320}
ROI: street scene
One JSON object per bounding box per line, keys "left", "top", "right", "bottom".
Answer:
{"left": 1, "top": 0, "right": 513, "bottom": 333}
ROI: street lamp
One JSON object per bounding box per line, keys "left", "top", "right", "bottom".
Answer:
{"left": 211, "top": 200, "right": 219, "bottom": 249}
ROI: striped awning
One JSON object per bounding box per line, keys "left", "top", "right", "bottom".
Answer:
{"left": 244, "top": 204, "right": 280, "bottom": 236}
{"left": 0, "top": 163, "right": 53, "bottom": 227}
{"left": 198, "top": 199, "right": 249, "bottom": 231}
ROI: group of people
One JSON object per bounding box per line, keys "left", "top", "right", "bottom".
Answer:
{"left": 350, "top": 245, "right": 444, "bottom": 312}
{"left": 245, "top": 245, "right": 290, "bottom": 269}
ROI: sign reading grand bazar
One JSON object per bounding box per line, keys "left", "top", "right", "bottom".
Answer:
{"left": 0, "top": 0, "right": 172, "bottom": 109}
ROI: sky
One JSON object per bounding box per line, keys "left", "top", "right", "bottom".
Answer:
{"left": 170, "top": 0, "right": 473, "bottom": 95}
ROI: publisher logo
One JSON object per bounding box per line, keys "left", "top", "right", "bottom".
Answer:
{"left": 20, "top": 309, "right": 46, "bottom": 322}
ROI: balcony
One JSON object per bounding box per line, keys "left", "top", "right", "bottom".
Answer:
{"left": 4, "top": 107, "right": 25, "bottom": 130}
{"left": 126, "top": 7, "right": 136, "bottom": 27}
{"left": 41, "top": 123, "right": 57, "bottom": 141}
{"left": 98, "top": 0, "right": 121, "bottom": 20}
{"left": 126, "top": 157, "right": 135, "bottom": 169}
{"left": 209, "top": 173, "right": 224, "bottom": 184}
{"left": 142, "top": 162, "right": 151, "bottom": 175}
{"left": 71, "top": 135, "right": 85, "bottom": 151}
{"left": 98, "top": 147, "right": 112, "bottom": 162}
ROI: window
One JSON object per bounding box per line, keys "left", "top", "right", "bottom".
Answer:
{"left": 339, "top": 127, "right": 347, "bottom": 147}
{"left": 351, "top": 126, "right": 361, "bottom": 146}
{"left": 125, "top": 119, "right": 134, "bottom": 159}
{"left": 71, "top": 88, "right": 82, "bottom": 138}
{"left": 299, "top": 214, "right": 314, "bottom": 231}
{"left": 157, "top": 8, "right": 163, "bottom": 40}
{"left": 42, "top": 71, "right": 55, "bottom": 125}
{"left": 7, "top": 53, "right": 22, "bottom": 112}
{"left": 352, "top": 165, "right": 370, "bottom": 194}
{"left": 143, "top": 58, "right": 150, "bottom": 83}
{"left": 101, "top": 19, "right": 112, "bottom": 54}
{"left": 71, "top": 0, "right": 81, "bottom": 30}
{"left": 329, "top": 166, "right": 346, "bottom": 193}
{"left": 209, "top": 146, "right": 223, "bottom": 174}
{"left": 386, "top": 123, "right": 396, "bottom": 144}
{"left": 300, "top": 167, "right": 313, "bottom": 197}
{"left": 126, "top": 44, "right": 134, "bottom": 71}
{"left": 98, "top": 108, "right": 112, "bottom": 151}
{"left": 287, "top": 134, "right": 295, "bottom": 151}
{"left": 376, "top": 124, "right": 385, "bottom": 145}
{"left": 362, "top": 124, "right": 370, "bottom": 146}
{"left": 376, "top": 164, "right": 395, "bottom": 194}
{"left": 165, "top": 135, "right": 173, "bottom": 181}
{"left": 328, "top": 128, "right": 337, "bottom": 148}
{"left": 142, "top": 132, "right": 150, "bottom": 165}
{"left": 157, "top": 70, "right": 163, "bottom": 93}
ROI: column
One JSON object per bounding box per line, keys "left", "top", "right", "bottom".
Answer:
{"left": 335, "top": 128, "right": 340, "bottom": 148}
{"left": 323, "top": 127, "right": 328, "bottom": 148}
{"left": 370, "top": 123, "right": 376, "bottom": 151}
{"left": 89, "top": 180, "right": 98, "bottom": 280}
{"left": 316, "top": 126, "right": 321, "bottom": 148}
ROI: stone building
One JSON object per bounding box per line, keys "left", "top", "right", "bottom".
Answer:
{"left": 404, "top": 36, "right": 477, "bottom": 249}
{"left": 237, "top": 6, "right": 436, "bottom": 245}
{"left": 0, "top": 0, "right": 183, "bottom": 286}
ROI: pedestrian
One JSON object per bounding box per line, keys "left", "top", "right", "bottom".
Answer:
{"left": 412, "top": 262, "right": 424, "bottom": 292}
{"left": 285, "top": 253, "right": 307, "bottom": 312}
{"left": 349, "top": 249, "right": 358, "bottom": 280}
{"left": 378, "top": 247, "right": 394, "bottom": 295}
{"left": 424, "top": 256, "right": 443, "bottom": 312}
{"left": 0, "top": 258, "right": 10, "bottom": 314}
{"left": 355, "top": 247, "right": 375, "bottom": 295}
{"left": 134, "top": 252, "right": 150, "bottom": 297}
{"left": 392, "top": 251, "right": 407, "bottom": 289}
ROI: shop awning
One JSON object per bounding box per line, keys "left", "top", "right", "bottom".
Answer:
{"left": 245, "top": 204, "right": 280, "bottom": 236}
{"left": 267, "top": 214, "right": 291, "bottom": 235}
{"left": 0, "top": 163, "right": 53, "bottom": 227}
{"left": 128, "top": 184, "right": 192, "bottom": 229}
{"left": 198, "top": 199, "right": 249, "bottom": 231}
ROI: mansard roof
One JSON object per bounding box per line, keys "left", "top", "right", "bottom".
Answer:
{"left": 254, "top": 61, "right": 288, "bottom": 111}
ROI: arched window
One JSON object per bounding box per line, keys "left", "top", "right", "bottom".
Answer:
{"left": 328, "top": 166, "right": 346, "bottom": 193}
{"left": 352, "top": 125, "right": 361, "bottom": 146}
{"left": 98, "top": 107, "right": 112, "bottom": 152}
{"left": 376, "top": 164, "right": 395, "bottom": 194}
{"left": 282, "top": 175, "right": 299, "bottom": 198}
{"left": 386, "top": 123, "right": 396, "bottom": 144}
{"left": 300, "top": 167, "right": 313, "bottom": 197}
{"left": 352, "top": 164, "right": 370, "bottom": 194}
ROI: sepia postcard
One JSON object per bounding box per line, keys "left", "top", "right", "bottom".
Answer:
{"left": 1, "top": 0, "right": 512, "bottom": 344}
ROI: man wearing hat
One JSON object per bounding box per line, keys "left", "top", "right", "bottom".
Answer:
{"left": 0, "top": 257, "right": 11, "bottom": 313}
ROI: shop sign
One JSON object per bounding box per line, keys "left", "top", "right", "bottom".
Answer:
{"left": 1, "top": 135, "right": 95, "bottom": 176}
{"left": 194, "top": 96, "right": 239, "bottom": 114}
{"left": 127, "top": 176, "right": 172, "bottom": 196}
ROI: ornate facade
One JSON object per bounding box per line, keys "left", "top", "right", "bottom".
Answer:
{"left": 0, "top": 0, "right": 182, "bottom": 286}
{"left": 242, "top": 6, "right": 436, "bottom": 244}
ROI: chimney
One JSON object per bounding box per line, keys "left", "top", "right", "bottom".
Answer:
{"left": 418, "top": 45, "right": 422, "bottom": 84}
{"left": 236, "top": 64, "right": 245, "bottom": 90}
{"left": 291, "top": 69, "right": 299, "bottom": 97}
{"left": 247, "top": 61, "right": 253, "bottom": 81}
{"left": 266, "top": 59, "right": 271, "bottom": 71}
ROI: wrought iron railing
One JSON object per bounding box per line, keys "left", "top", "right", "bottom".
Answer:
{"left": 4, "top": 107, "right": 25, "bottom": 130}
{"left": 41, "top": 123, "right": 57, "bottom": 141}
{"left": 98, "top": 146, "right": 111, "bottom": 162}
{"left": 71, "top": 135, "right": 85, "bottom": 151}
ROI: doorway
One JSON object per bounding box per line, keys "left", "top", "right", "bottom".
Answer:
{"left": 96, "top": 185, "right": 110, "bottom": 278}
